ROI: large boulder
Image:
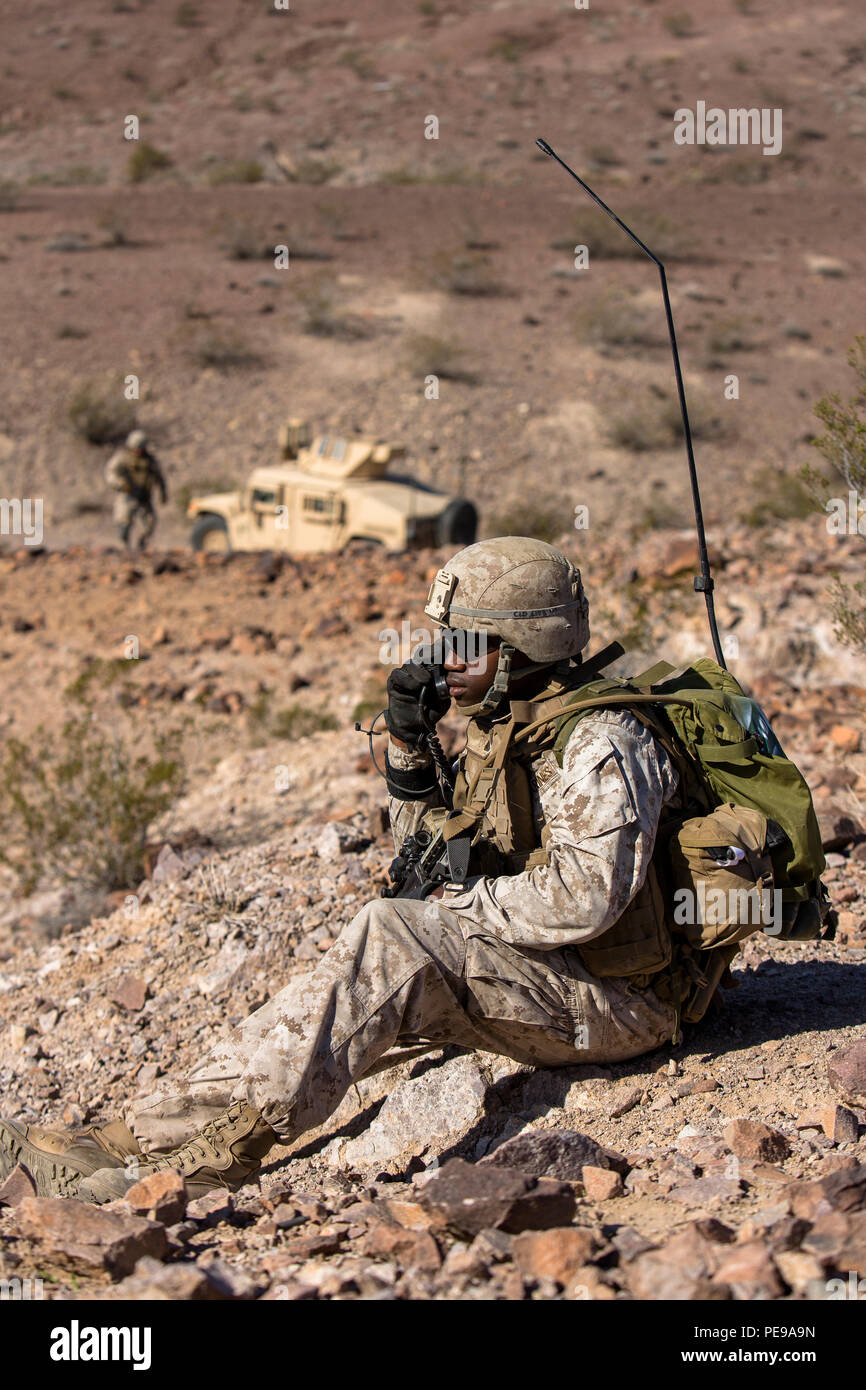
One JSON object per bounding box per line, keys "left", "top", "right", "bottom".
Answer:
{"left": 327, "top": 1053, "right": 488, "bottom": 1173}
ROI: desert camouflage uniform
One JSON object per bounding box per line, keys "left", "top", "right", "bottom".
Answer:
{"left": 105, "top": 445, "right": 167, "bottom": 548}
{"left": 125, "top": 705, "right": 679, "bottom": 1154}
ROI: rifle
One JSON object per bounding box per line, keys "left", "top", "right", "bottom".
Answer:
{"left": 382, "top": 817, "right": 474, "bottom": 900}
{"left": 382, "top": 825, "right": 451, "bottom": 900}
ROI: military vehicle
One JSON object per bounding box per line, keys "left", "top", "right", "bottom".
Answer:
{"left": 187, "top": 420, "right": 477, "bottom": 555}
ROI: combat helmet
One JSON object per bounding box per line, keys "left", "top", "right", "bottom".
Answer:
{"left": 423, "top": 536, "right": 590, "bottom": 712}
{"left": 126, "top": 429, "right": 147, "bottom": 450}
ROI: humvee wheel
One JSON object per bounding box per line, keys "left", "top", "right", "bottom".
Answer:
{"left": 191, "top": 514, "right": 231, "bottom": 553}
{"left": 345, "top": 536, "right": 385, "bottom": 554}
{"left": 436, "top": 498, "right": 478, "bottom": 548}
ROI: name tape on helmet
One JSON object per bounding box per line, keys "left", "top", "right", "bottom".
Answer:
{"left": 448, "top": 598, "right": 584, "bottom": 621}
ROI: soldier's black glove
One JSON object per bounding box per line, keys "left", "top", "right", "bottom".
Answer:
{"left": 384, "top": 660, "right": 450, "bottom": 750}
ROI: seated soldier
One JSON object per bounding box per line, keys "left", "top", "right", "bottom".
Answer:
{"left": 0, "top": 537, "right": 682, "bottom": 1203}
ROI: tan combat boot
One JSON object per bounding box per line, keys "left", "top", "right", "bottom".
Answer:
{"left": 0, "top": 1117, "right": 142, "bottom": 1199}
{"left": 79, "top": 1101, "right": 278, "bottom": 1205}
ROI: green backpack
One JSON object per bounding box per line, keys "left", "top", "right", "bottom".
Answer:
{"left": 538, "top": 652, "right": 833, "bottom": 1035}
{"left": 550, "top": 655, "right": 827, "bottom": 914}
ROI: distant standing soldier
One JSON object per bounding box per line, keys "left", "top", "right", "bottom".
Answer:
{"left": 105, "top": 429, "right": 168, "bottom": 550}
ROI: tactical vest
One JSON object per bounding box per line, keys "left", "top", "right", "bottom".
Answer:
{"left": 124, "top": 451, "right": 153, "bottom": 490}
{"left": 439, "top": 652, "right": 677, "bottom": 984}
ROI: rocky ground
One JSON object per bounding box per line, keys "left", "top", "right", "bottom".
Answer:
{"left": 0, "top": 516, "right": 864, "bottom": 1301}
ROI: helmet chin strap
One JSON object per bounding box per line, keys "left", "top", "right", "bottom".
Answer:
{"left": 478, "top": 642, "right": 514, "bottom": 714}
{"left": 459, "top": 645, "right": 563, "bottom": 718}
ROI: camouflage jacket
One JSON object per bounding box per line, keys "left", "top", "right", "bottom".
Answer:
{"left": 105, "top": 447, "right": 167, "bottom": 501}
{"left": 387, "top": 706, "right": 679, "bottom": 951}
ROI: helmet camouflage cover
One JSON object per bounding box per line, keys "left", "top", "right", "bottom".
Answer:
{"left": 126, "top": 429, "right": 147, "bottom": 450}
{"left": 424, "top": 536, "right": 590, "bottom": 664}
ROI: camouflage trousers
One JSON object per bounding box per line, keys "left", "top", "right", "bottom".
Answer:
{"left": 114, "top": 493, "right": 156, "bottom": 548}
{"left": 125, "top": 896, "right": 677, "bottom": 1153}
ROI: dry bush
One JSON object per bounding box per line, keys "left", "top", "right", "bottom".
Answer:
{"left": 485, "top": 498, "right": 567, "bottom": 544}
{"left": 551, "top": 208, "right": 695, "bottom": 261}
{"left": 218, "top": 218, "right": 271, "bottom": 260}
{"left": 271, "top": 705, "right": 339, "bottom": 739}
{"left": 704, "top": 316, "right": 760, "bottom": 365}
{"left": 578, "top": 289, "right": 668, "bottom": 351}
{"left": 609, "top": 385, "right": 733, "bottom": 451}
{"left": 663, "top": 12, "right": 695, "bottom": 37}
{"left": 67, "top": 378, "right": 137, "bottom": 444}
{"left": 426, "top": 249, "right": 505, "bottom": 297}
{"left": 297, "top": 275, "right": 373, "bottom": 340}
{"left": 403, "top": 333, "right": 476, "bottom": 383}
{"left": 0, "top": 678, "right": 184, "bottom": 893}
{"left": 739, "top": 468, "right": 815, "bottom": 528}
{"left": 207, "top": 160, "right": 263, "bottom": 186}
{"left": 127, "top": 142, "right": 172, "bottom": 183}
{"left": 182, "top": 325, "right": 263, "bottom": 371}
{"left": 798, "top": 337, "right": 866, "bottom": 649}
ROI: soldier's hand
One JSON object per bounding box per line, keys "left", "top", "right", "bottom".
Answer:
{"left": 384, "top": 660, "right": 450, "bottom": 749}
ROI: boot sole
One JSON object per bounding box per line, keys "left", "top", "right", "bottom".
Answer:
{"left": 0, "top": 1120, "right": 85, "bottom": 1199}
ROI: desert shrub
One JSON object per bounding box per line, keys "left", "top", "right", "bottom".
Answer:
{"left": 57, "top": 324, "right": 89, "bottom": 339}
{"left": 588, "top": 144, "right": 623, "bottom": 168}
{"left": 0, "top": 181, "right": 19, "bottom": 210}
{"left": 705, "top": 316, "right": 757, "bottom": 358}
{"left": 352, "top": 673, "right": 388, "bottom": 726}
{"left": 609, "top": 396, "right": 675, "bottom": 452}
{"left": 67, "top": 379, "right": 136, "bottom": 444}
{"left": 297, "top": 275, "right": 373, "bottom": 339}
{"left": 127, "top": 142, "right": 172, "bottom": 183}
{"left": 609, "top": 385, "right": 732, "bottom": 451}
{"left": 485, "top": 499, "right": 566, "bottom": 544}
{"left": 218, "top": 218, "right": 270, "bottom": 260}
{"left": 207, "top": 160, "right": 263, "bottom": 186}
{"left": 739, "top": 468, "right": 815, "bottom": 528}
{"left": 96, "top": 206, "right": 129, "bottom": 246}
{"left": 426, "top": 249, "right": 505, "bottom": 297}
{"left": 182, "top": 326, "right": 263, "bottom": 371}
{"left": 0, "top": 690, "right": 184, "bottom": 892}
{"left": 551, "top": 207, "right": 695, "bottom": 261}
{"left": 698, "top": 154, "right": 770, "bottom": 186}
{"left": 403, "top": 333, "right": 475, "bottom": 382}
{"left": 292, "top": 157, "right": 342, "bottom": 185}
{"left": 174, "top": 2, "right": 200, "bottom": 25}
{"left": 487, "top": 26, "right": 554, "bottom": 62}
{"left": 34, "top": 165, "right": 106, "bottom": 187}
{"left": 271, "top": 705, "right": 339, "bottom": 739}
{"left": 798, "top": 337, "right": 866, "bottom": 649}
{"left": 338, "top": 47, "right": 376, "bottom": 79}
{"left": 578, "top": 289, "right": 668, "bottom": 351}
{"left": 663, "top": 12, "right": 695, "bottom": 37}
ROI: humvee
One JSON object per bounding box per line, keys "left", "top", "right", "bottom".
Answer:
{"left": 187, "top": 421, "right": 477, "bottom": 555}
